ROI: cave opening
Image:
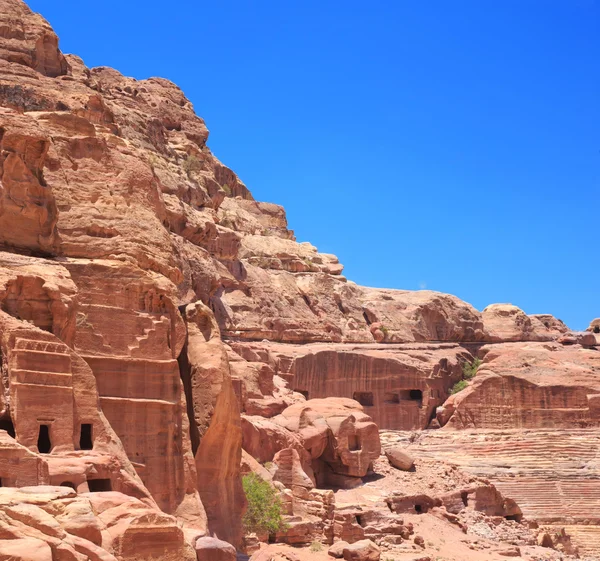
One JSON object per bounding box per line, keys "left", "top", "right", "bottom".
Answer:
{"left": 461, "top": 491, "right": 469, "bottom": 506}
{"left": 0, "top": 418, "right": 15, "bottom": 438}
{"left": 79, "top": 423, "right": 93, "bottom": 450}
{"left": 87, "top": 479, "right": 112, "bottom": 492}
{"left": 414, "top": 504, "right": 423, "bottom": 513}
{"left": 505, "top": 514, "right": 523, "bottom": 523}
{"left": 37, "top": 424, "right": 51, "bottom": 454}
{"left": 60, "top": 481, "right": 76, "bottom": 490}
{"left": 353, "top": 391, "right": 374, "bottom": 407}
{"left": 295, "top": 389, "right": 309, "bottom": 400}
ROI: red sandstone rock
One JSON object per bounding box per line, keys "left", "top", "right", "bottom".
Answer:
{"left": 194, "top": 536, "right": 236, "bottom": 561}
{"left": 385, "top": 447, "right": 414, "bottom": 471}
{"left": 341, "top": 539, "right": 380, "bottom": 561}
{"left": 275, "top": 398, "right": 381, "bottom": 482}
{"left": 328, "top": 541, "right": 349, "bottom": 558}
{"left": 558, "top": 330, "right": 597, "bottom": 346}
{"left": 0, "top": 1, "right": 594, "bottom": 559}
{"left": 482, "top": 304, "right": 567, "bottom": 342}
{"left": 235, "top": 341, "right": 472, "bottom": 430}
{"left": 181, "top": 301, "right": 244, "bottom": 545}
{"left": 441, "top": 342, "right": 600, "bottom": 429}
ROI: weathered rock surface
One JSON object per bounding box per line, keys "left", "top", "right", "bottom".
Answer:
{"left": 440, "top": 342, "right": 600, "bottom": 429}
{"left": 0, "top": 0, "right": 598, "bottom": 559}
{"left": 341, "top": 539, "right": 380, "bottom": 561}
{"left": 194, "top": 536, "right": 236, "bottom": 561}
{"left": 482, "top": 304, "right": 567, "bottom": 342}
{"left": 385, "top": 447, "right": 414, "bottom": 471}
{"left": 0, "top": 486, "right": 196, "bottom": 561}
{"left": 232, "top": 341, "right": 472, "bottom": 430}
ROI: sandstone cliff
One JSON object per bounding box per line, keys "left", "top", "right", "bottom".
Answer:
{"left": 0, "top": 1, "right": 598, "bottom": 560}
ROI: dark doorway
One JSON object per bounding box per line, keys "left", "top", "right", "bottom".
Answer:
{"left": 353, "top": 391, "right": 374, "bottom": 407}
{"left": 80, "top": 424, "right": 93, "bottom": 450}
{"left": 37, "top": 424, "right": 51, "bottom": 454}
{"left": 0, "top": 419, "right": 15, "bottom": 438}
{"left": 60, "top": 481, "right": 76, "bottom": 490}
{"left": 410, "top": 389, "right": 423, "bottom": 401}
{"left": 87, "top": 479, "right": 112, "bottom": 492}
{"left": 348, "top": 434, "right": 361, "bottom": 451}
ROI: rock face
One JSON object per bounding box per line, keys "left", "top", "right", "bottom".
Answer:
{"left": 0, "top": 0, "right": 598, "bottom": 559}
{"left": 482, "top": 304, "right": 567, "bottom": 342}
{"left": 440, "top": 342, "right": 600, "bottom": 429}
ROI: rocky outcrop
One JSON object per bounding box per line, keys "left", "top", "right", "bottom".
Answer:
{"left": 482, "top": 304, "right": 567, "bottom": 342}
{"left": 439, "top": 342, "right": 600, "bottom": 429}
{"left": 0, "top": 0, "right": 597, "bottom": 559}
{"left": 0, "top": 486, "right": 195, "bottom": 561}
{"left": 231, "top": 341, "right": 472, "bottom": 430}
{"left": 180, "top": 301, "right": 244, "bottom": 544}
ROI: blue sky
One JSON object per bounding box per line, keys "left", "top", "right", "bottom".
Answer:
{"left": 28, "top": 0, "right": 599, "bottom": 330}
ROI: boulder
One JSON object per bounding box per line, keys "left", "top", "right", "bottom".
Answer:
{"left": 275, "top": 398, "right": 381, "bottom": 481}
{"left": 328, "top": 541, "right": 349, "bottom": 558}
{"left": 482, "top": 304, "right": 566, "bottom": 342}
{"left": 558, "top": 331, "right": 597, "bottom": 346}
{"left": 194, "top": 537, "right": 236, "bottom": 561}
{"left": 342, "top": 539, "right": 381, "bottom": 561}
{"left": 385, "top": 447, "right": 415, "bottom": 471}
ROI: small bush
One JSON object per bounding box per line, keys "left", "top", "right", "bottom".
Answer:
{"left": 221, "top": 183, "right": 232, "bottom": 196}
{"left": 450, "top": 379, "right": 469, "bottom": 394}
{"left": 182, "top": 155, "right": 202, "bottom": 177}
{"left": 309, "top": 541, "right": 323, "bottom": 552}
{"left": 462, "top": 358, "right": 481, "bottom": 380}
{"left": 242, "top": 473, "right": 287, "bottom": 535}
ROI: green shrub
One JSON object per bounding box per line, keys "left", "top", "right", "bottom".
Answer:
{"left": 242, "top": 473, "right": 287, "bottom": 535}
{"left": 462, "top": 358, "right": 481, "bottom": 380}
{"left": 221, "top": 183, "right": 232, "bottom": 195}
{"left": 182, "top": 155, "right": 202, "bottom": 177}
{"left": 309, "top": 541, "right": 323, "bottom": 552}
{"left": 450, "top": 379, "right": 469, "bottom": 394}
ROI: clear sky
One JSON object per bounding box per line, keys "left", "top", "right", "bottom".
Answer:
{"left": 28, "top": 0, "right": 599, "bottom": 330}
